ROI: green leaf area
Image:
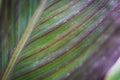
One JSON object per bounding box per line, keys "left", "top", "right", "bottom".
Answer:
{"left": 0, "top": 0, "right": 120, "bottom": 80}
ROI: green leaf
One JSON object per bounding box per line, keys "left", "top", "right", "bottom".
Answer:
{"left": 105, "top": 58, "right": 120, "bottom": 80}
{"left": 0, "top": 0, "right": 120, "bottom": 80}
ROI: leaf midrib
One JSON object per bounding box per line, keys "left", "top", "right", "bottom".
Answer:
{"left": 1, "top": 0, "right": 47, "bottom": 80}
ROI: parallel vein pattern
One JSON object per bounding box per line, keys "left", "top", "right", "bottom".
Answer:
{"left": 0, "top": 0, "right": 120, "bottom": 80}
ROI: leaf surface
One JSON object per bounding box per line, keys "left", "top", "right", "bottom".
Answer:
{"left": 0, "top": 0, "right": 120, "bottom": 80}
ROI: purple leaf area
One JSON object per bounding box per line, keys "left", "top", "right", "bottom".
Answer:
{"left": 65, "top": 27, "right": 120, "bottom": 80}
{"left": 66, "top": 1, "right": 120, "bottom": 80}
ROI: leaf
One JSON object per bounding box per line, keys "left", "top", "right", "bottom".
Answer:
{"left": 0, "top": 0, "right": 120, "bottom": 80}
{"left": 105, "top": 57, "right": 120, "bottom": 80}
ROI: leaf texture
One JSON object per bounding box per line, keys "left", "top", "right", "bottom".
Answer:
{"left": 0, "top": 0, "right": 120, "bottom": 80}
